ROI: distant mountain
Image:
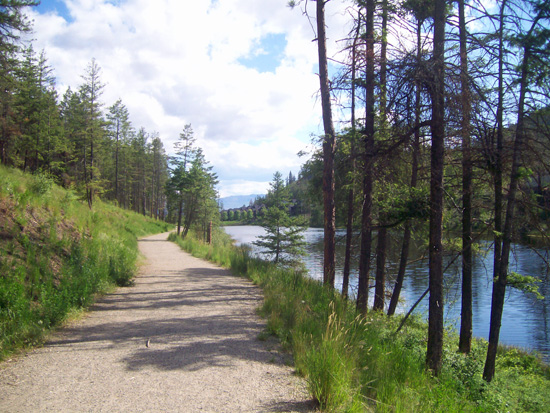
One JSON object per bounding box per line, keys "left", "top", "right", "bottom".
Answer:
{"left": 219, "top": 194, "right": 263, "bottom": 210}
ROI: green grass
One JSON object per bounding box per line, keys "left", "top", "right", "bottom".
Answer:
{"left": 170, "top": 229, "right": 550, "bottom": 412}
{"left": 221, "top": 220, "right": 245, "bottom": 226}
{"left": 0, "top": 166, "right": 172, "bottom": 359}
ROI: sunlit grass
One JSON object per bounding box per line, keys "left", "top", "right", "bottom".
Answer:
{"left": 0, "top": 166, "right": 172, "bottom": 360}
{"left": 171, "top": 229, "right": 550, "bottom": 412}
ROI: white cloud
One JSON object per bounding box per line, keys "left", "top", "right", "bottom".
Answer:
{"left": 27, "top": 0, "right": 351, "bottom": 197}
{"left": 218, "top": 180, "right": 270, "bottom": 199}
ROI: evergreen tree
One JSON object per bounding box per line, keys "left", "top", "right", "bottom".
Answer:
{"left": 60, "top": 87, "right": 86, "bottom": 188}
{"left": 79, "top": 58, "right": 105, "bottom": 208}
{"left": 254, "top": 172, "right": 306, "bottom": 265}
{"left": 180, "top": 149, "right": 218, "bottom": 239}
{"left": 0, "top": 1, "right": 39, "bottom": 165}
{"left": 150, "top": 134, "right": 168, "bottom": 219}
{"left": 168, "top": 124, "right": 197, "bottom": 235}
{"left": 166, "top": 125, "right": 218, "bottom": 239}
{"left": 105, "top": 99, "right": 133, "bottom": 204}
{"left": 12, "top": 47, "right": 61, "bottom": 174}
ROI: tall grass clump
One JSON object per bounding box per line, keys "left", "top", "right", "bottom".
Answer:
{"left": 0, "top": 166, "right": 172, "bottom": 359}
{"left": 171, "top": 229, "right": 550, "bottom": 412}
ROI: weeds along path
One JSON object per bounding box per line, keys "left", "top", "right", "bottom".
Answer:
{"left": 0, "top": 232, "right": 314, "bottom": 412}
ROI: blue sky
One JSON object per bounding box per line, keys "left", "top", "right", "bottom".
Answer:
{"left": 36, "top": 0, "right": 70, "bottom": 18}
{"left": 238, "top": 33, "right": 287, "bottom": 73}
{"left": 27, "top": 0, "right": 351, "bottom": 197}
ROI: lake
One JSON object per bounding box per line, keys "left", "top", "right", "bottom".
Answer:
{"left": 224, "top": 225, "right": 550, "bottom": 362}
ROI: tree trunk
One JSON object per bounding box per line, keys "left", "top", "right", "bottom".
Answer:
{"left": 373, "top": 224, "right": 387, "bottom": 311}
{"left": 177, "top": 195, "right": 183, "bottom": 236}
{"left": 182, "top": 196, "right": 197, "bottom": 240}
{"left": 316, "top": 0, "right": 337, "bottom": 288}
{"left": 426, "top": 0, "right": 446, "bottom": 376}
{"left": 343, "top": 10, "right": 361, "bottom": 300}
{"left": 84, "top": 137, "right": 92, "bottom": 209}
{"left": 458, "top": 0, "right": 473, "bottom": 354}
{"left": 373, "top": 0, "right": 388, "bottom": 313}
{"left": 115, "top": 120, "right": 120, "bottom": 204}
{"left": 357, "top": 0, "right": 376, "bottom": 315}
{"left": 484, "top": 15, "right": 536, "bottom": 381}
{"left": 88, "top": 90, "right": 95, "bottom": 209}
{"left": 388, "top": 19, "right": 422, "bottom": 316}
{"left": 388, "top": 223, "right": 411, "bottom": 315}
{"left": 492, "top": 0, "right": 506, "bottom": 347}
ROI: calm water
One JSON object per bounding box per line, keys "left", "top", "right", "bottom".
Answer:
{"left": 224, "top": 225, "right": 550, "bottom": 362}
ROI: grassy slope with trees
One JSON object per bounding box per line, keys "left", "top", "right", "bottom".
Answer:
{"left": 0, "top": 1, "right": 219, "bottom": 360}
{"left": 0, "top": 166, "right": 171, "bottom": 359}
{"left": 1, "top": 2, "right": 170, "bottom": 218}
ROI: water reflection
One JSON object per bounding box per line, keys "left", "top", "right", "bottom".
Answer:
{"left": 224, "top": 225, "right": 550, "bottom": 362}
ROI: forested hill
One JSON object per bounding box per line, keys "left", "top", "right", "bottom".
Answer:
{"left": 0, "top": 165, "right": 171, "bottom": 360}
{"left": 1, "top": 49, "right": 170, "bottom": 216}
{"left": 1, "top": 4, "right": 221, "bottom": 236}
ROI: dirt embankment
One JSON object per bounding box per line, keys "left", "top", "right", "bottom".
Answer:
{"left": 0, "top": 197, "right": 81, "bottom": 278}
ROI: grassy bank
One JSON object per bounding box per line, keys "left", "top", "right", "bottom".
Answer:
{"left": 170, "top": 229, "right": 550, "bottom": 412}
{"left": 0, "top": 166, "right": 171, "bottom": 360}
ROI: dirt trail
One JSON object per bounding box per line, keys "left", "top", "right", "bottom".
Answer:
{"left": 0, "top": 232, "right": 314, "bottom": 412}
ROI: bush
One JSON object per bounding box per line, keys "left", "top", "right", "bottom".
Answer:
{"left": 28, "top": 173, "right": 54, "bottom": 196}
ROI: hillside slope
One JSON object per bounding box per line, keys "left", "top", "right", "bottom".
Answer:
{"left": 0, "top": 166, "right": 171, "bottom": 359}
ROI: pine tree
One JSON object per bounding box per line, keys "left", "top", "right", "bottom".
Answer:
{"left": 79, "top": 58, "right": 105, "bottom": 208}
{"left": 106, "top": 99, "right": 133, "bottom": 204}
{"left": 0, "top": 1, "right": 39, "bottom": 165}
{"left": 254, "top": 172, "right": 306, "bottom": 265}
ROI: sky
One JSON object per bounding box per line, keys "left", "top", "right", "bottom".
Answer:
{"left": 25, "top": 0, "right": 353, "bottom": 198}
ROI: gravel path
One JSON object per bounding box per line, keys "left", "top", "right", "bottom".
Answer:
{"left": 0, "top": 232, "right": 315, "bottom": 412}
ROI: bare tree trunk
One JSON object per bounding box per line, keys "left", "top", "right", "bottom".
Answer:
{"left": 89, "top": 137, "right": 94, "bottom": 208}
{"left": 484, "top": 59, "right": 528, "bottom": 382}
{"left": 373, "top": 0, "right": 389, "bottom": 313}
{"left": 316, "top": 0, "right": 337, "bottom": 288}
{"left": 373, "top": 224, "right": 387, "bottom": 311}
{"left": 388, "top": 19, "right": 423, "bottom": 316}
{"left": 343, "top": 10, "right": 361, "bottom": 300}
{"left": 343, "top": 185, "right": 354, "bottom": 299}
{"left": 177, "top": 195, "right": 183, "bottom": 236}
{"left": 492, "top": 0, "right": 506, "bottom": 346}
{"left": 84, "top": 138, "right": 92, "bottom": 209}
{"left": 115, "top": 120, "right": 120, "bottom": 204}
{"left": 484, "top": 11, "right": 539, "bottom": 381}
{"left": 182, "top": 196, "right": 197, "bottom": 240}
{"left": 388, "top": 223, "right": 412, "bottom": 315}
{"left": 458, "top": 0, "right": 473, "bottom": 354}
{"left": 357, "top": 0, "right": 376, "bottom": 314}
{"left": 426, "top": 0, "right": 446, "bottom": 376}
